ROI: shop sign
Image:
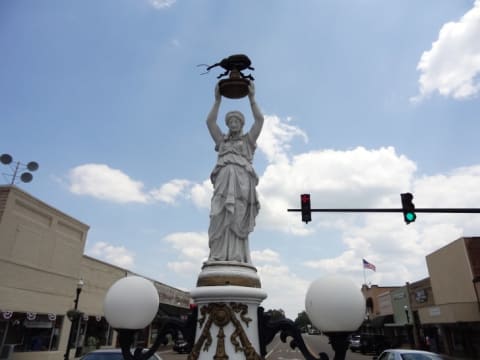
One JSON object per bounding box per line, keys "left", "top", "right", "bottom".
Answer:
{"left": 429, "top": 307, "right": 441, "bottom": 316}
{"left": 24, "top": 320, "right": 53, "bottom": 328}
{"left": 415, "top": 289, "right": 428, "bottom": 303}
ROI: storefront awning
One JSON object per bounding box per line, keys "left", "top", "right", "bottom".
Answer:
{"left": 385, "top": 322, "right": 410, "bottom": 327}
{"left": 370, "top": 314, "right": 394, "bottom": 328}
{"left": 24, "top": 320, "right": 53, "bottom": 328}
{"left": 157, "top": 303, "right": 190, "bottom": 317}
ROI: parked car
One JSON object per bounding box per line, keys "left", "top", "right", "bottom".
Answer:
{"left": 173, "top": 339, "right": 191, "bottom": 354}
{"left": 80, "top": 348, "right": 162, "bottom": 360}
{"left": 374, "top": 349, "right": 453, "bottom": 360}
{"left": 349, "top": 334, "right": 361, "bottom": 352}
{"left": 307, "top": 327, "right": 321, "bottom": 335}
{"left": 358, "top": 333, "right": 390, "bottom": 355}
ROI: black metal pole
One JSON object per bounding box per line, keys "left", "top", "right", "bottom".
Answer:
{"left": 325, "top": 332, "right": 350, "bottom": 360}
{"left": 64, "top": 286, "right": 82, "bottom": 360}
{"left": 288, "top": 208, "right": 480, "bottom": 213}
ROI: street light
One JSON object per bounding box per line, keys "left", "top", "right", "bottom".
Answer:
{"left": 1, "top": 153, "right": 39, "bottom": 185}
{"left": 104, "top": 276, "right": 159, "bottom": 330}
{"left": 104, "top": 276, "right": 174, "bottom": 360}
{"left": 305, "top": 276, "right": 366, "bottom": 360}
{"left": 64, "top": 279, "right": 84, "bottom": 360}
{"left": 404, "top": 305, "right": 410, "bottom": 324}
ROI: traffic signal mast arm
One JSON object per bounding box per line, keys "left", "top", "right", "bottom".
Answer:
{"left": 291, "top": 193, "right": 480, "bottom": 225}
{"left": 288, "top": 208, "right": 480, "bottom": 213}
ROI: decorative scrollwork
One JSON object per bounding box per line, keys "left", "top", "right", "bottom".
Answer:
{"left": 231, "top": 303, "right": 252, "bottom": 327}
{"left": 188, "top": 302, "right": 261, "bottom": 360}
{"left": 257, "top": 307, "right": 329, "bottom": 360}
{"left": 116, "top": 308, "right": 197, "bottom": 360}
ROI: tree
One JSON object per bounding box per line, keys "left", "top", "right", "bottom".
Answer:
{"left": 294, "top": 310, "right": 311, "bottom": 332}
{"left": 265, "top": 309, "right": 285, "bottom": 321}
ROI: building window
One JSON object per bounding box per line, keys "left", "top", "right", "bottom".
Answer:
{"left": 0, "top": 312, "right": 63, "bottom": 352}
{"left": 84, "top": 316, "right": 113, "bottom": 348}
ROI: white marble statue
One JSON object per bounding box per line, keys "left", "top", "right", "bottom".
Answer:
{"left": 206, "top": 81, "right": 264, "bottom": 263}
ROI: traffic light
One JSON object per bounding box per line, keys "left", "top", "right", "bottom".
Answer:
{"left": 401, "top": 192, "right": 416, "bottom": 224}
{"left": 301, "top": 194, "right": 312, "bottom": 224}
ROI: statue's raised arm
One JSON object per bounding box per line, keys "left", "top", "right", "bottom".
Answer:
{"left": 246, "top": 81, "right": 264, "bottom": 143}
{"left": 206, "top": 84, "right": 223, "bottom": 146}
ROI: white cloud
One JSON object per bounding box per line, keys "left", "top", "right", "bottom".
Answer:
{"left": 150, "top": 179, "right": 191, "bottom": 204}
{"left": 257, "top": 115, "right": 308, "bottom": 164}
{"left": 304, "top": 250, "right": 359, "bottom": 273}
{"left": 67, "top": 164, "right": 194, "bottom": 205}
{"left": 257, "top": 146, "right": 416, "bottom": 234}
{"left": 167, "top": 261, "right": 200, "bottom": 274}
{"left": 251, "top": 249, "right": 310, "bottom": 319}
{"left": 149, "top": 0, "right": 176, "bottom": 9}
{"left": 190, "top": 179, "right": 212, "bottom": 209}
{"left": 251, "top": 115, "right": 480, "bottom": 294}
{"left": 257, "top": 264, "right": 310, "bottom": 319}
{"left": 299, "top": 163, "right": 480, "bottom": 288}
{"left": 251, "top": 248, "right": 281, "bottom": 264}
{"left": 415, "top": 165, "right": 480, "bottom": 208}
{"left": 163, "top": 232, "right": 209, "bottom": 275}
{"left": 87, "top": 241, "right": 135, "bottom": 268}
{"left": 68, "top": 164, "right": 149, "bottom": 203}
{"left": 413, "top": 0, "right": 480, "bottom": 101}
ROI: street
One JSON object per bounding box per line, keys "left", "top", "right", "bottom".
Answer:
{"left": 265, "top": 334, "right": 372, "bottom": 360}
{"left": 156, "top": 334, "right": 374, "bottom": 360}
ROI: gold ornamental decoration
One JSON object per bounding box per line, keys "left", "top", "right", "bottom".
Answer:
{"left": 187, "top": 303, "right": 261, "bottom": 360}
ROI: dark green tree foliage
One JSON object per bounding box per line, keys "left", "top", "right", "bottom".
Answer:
{"left": 294, "top": 310, "right": 311, "bottom": 332}
{"left": 265, "top": 309, "right": 286, "bottom": 321}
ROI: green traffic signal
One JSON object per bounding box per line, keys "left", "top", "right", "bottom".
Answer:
{"left": 405, "top": 212, "right": 416, "bottom": 222}
{"left": 401, "top": 193, "right": 416, "bottom": 224}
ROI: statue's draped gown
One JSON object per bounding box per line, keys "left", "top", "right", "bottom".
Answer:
{"left": 208, "top": 132, "right": 259, "bottom": 263}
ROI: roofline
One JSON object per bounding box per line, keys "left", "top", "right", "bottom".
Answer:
{"left": 0, "top": 184, "right": 90, "bottom": 229}
{"left": 82, "top": 254, "right": 190, "bottom": 296}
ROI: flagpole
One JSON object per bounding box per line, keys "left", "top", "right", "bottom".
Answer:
{"left": 363, "top": 261, "right": 366, "bottom": 285}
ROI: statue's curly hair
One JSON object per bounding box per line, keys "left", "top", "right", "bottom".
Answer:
{"left": 225, "top": 111, "right": 245, "bottom": 127}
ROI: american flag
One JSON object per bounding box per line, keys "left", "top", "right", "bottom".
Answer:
{"left": 363, "top": 258, "right": 376, "bottom": 272}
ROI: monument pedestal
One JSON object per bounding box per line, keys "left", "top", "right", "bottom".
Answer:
{"left": 190, "top": 262, "right": 267, "bottom": 360}
{"left": 197, "top": 261, "right": 261, "bottom": 288}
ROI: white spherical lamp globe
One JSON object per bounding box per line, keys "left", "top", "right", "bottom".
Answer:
{"left": 104, "top": 276, "right": 159, "bottom": 329}
{"left": 305, "top": 276, "right": 365, "bottom": 332}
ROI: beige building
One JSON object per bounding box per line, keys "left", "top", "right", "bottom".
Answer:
{"left": 362, "top": 285, "right": 398, "bottom": 322}
{"left": 0, "top": 185, "right": 190, "bottom": 360}
{"left": 405, "top": 278, "right": 435, "bottom": 349}
{"left": 422, "top": 237, "right": 480, "bottom": 357}
{"left": 363, "top": 237, "right": 480, "bottom": 358}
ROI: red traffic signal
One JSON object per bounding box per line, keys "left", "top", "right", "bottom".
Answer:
{"left": 301, "top": 194, "right": 312, "bottom": 224}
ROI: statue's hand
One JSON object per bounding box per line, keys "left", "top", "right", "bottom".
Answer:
{"left": 248, "top": 81, "right": 255, "bottom": 99}
{"left": 215, "top": 83, "right": 221, "bottom": 102}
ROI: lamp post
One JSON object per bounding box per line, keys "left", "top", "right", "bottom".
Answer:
{"left": 305, "top": 276, "right": 366, "bottom": 360}
{"left": 404, "top": 305, "right": 410, "bottom": 324}
{"left": 64, "top": 279, "right": 84, "bottom": 360}
{"left": 104, "top": 276, "right": 165, "bottom": 360}
{"left": 0, "top": 153, "right": 39, "bottom": 185}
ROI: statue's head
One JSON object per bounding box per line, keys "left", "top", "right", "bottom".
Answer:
{"left": 225, "top": 111, "right": 245, "bottom": 130}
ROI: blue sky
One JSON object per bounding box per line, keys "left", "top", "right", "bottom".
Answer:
{"left": 2, "top": 0, "right": 480, "bottom": 319}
